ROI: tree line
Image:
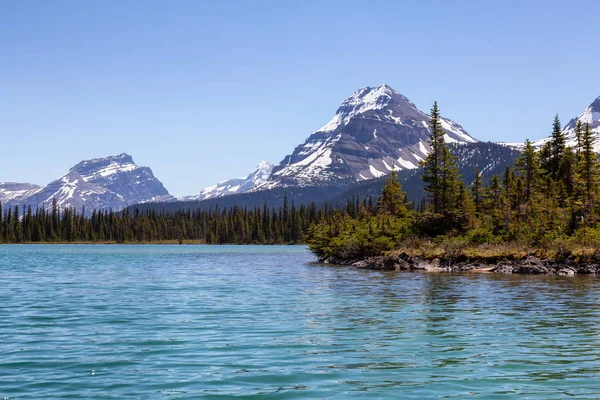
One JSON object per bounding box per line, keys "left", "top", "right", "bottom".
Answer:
{"left": 0, "top": 196, "right": 334, "bottom": 244}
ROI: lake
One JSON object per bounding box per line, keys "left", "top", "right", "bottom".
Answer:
{"left": 1, "top": 245, "right": 599, "bottom": 399}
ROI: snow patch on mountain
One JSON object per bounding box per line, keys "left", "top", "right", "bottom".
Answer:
{"left": 317, "top": 85, "right": 395, "bottom": 132}
{"left": 0, "top": 183, "right": 42, "bottom": 204}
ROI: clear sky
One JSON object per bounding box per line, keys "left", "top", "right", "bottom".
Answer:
{"left": 1, "top": 0, "right": 599, "bottom": 196}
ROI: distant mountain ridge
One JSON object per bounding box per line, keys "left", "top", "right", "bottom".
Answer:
{"left": 180, "top": 161, "right": 274, "bottom": 202}
{"left": 134, "top": 142, "right": 522, "bottom": 214}
{"left": 0, "top": 153, "right": 172, "bottom": 213}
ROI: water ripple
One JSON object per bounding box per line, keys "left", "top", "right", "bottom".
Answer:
{"left": 1, "top": 245, "right": 599, "bottom": 399}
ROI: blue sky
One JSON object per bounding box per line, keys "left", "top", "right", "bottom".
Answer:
{"left": 1, "top": 0, "right": 599, "bottom": 196}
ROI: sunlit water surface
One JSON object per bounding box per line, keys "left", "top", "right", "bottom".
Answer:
{"left": 1, "top": 245, "right": 599, "bottom": 399}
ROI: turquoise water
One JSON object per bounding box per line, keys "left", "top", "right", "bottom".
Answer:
{"left": 1, "top": 245, "right": 599, "bottom": 399}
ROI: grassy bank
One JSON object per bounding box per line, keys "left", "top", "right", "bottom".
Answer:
{"left": 388, "top": 238, "right": 600, "bottom": 263}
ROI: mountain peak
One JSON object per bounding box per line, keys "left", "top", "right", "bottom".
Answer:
{"left": 256, "top": 160, "right": 274, "bottom": 170}
{"left": 344, "top": 84, "right": 407, "bottom": 106}
{"left": 577, "top": 96, "right": 600, "bottom": 126}
{"left": 590, "top": 96, "right": 600, "bottom": 112}
{"left": 318, "top": 84, "right": 418, "bottom": 133}
{"left": 354, "top": 84, "right": 397, "bottom": 97}
{"left": 71, "top": 153, "right": 135, "bottom": 173}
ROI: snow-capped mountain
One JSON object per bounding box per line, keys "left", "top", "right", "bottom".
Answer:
{"left": 257, "top": 84, "right": 476, "bottom": 189}
{"left": 182, "top": 161, "right": 274, "bottom": 201}
{"left": 533, "top": 96, "right": 600, "bottom": 151}
{"left": 190, "top": 84, "right": 477, "bottom": 199}
{"left": 3, "top": 153, "right": 172, "bottom": 213}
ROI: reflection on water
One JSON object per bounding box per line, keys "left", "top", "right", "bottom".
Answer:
{"left": 0, "top": 245, "right": 599, "bottom": 399}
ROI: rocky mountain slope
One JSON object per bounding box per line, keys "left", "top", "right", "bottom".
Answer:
{"left": 1, "top": 153, "right": 172, "bottom": 213}
{"left": 0, "top": 183, "right": 42, "bottom": 204}
{"left": 259, "top": 84, "right": 476, "bottom": 189}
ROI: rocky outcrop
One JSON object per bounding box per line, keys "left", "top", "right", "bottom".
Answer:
{"left": 326, "top": 254, "right": 600, "bottom": 275}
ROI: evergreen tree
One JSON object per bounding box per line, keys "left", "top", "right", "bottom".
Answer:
{"left": 575, "top": 120, "right": 584, "bottom": 156}
{"left": 421, "top": 101, "right": 445, "bottom": 214}
{"left": 421, "top": 101, "right": 461, "bottom": 216}
{"left": 471, "top": 168, "right": 483, "bottom": 214}
{"left": 576, "top": 123, "right": 600, "bottom": 226}
{"left": 378, "top": 168, "right": 408, "bottom": 217}
{"left": 514, "top": 139, "right": 540, "bottom": 202}
{"left": 547, "top": 114, "right": 566, "bottom": 179}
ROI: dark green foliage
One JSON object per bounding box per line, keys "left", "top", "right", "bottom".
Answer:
{"left": 307, "top": 175, "right": 413, "bottom": 261}
{"left": 547, "top": 114, "right": 566, "bottom": 179}
{"left": 420, "top": 102, "right": 469, "bottom": 233}
{"left": 421, "top": 101, "right": 461, "bottom": 215}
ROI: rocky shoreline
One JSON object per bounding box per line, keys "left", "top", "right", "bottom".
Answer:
{"left": 323, "top": 253, "right": 600, "bottom": 275}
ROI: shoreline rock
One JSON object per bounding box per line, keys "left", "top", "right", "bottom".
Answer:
{"left": 325, "top": 254, "right": 600, "bottom": 275}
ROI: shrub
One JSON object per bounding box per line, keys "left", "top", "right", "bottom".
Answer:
{"left": 439, "top": 235, "right": 469, "bottom": 259}
{"left": 571, "top": 227, "right": 600, "bottom": 248}
{"left": 466, "top": 227, "right": 496, "bottom": 245}
{"left": 539, "top": 232, "right": 571, "bottom": 260}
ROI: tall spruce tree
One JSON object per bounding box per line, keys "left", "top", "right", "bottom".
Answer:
{"left": 514, "top": 140, "right": 540, "bottom": 202}
{"left": 578, "top": 123, "right": 599, "bottom": 212}
{"left": 548, "top": 114, "right": 566, "bottom": 179}
{"left": 421, "top": 101, "right": 461, "bottom": 215}
{"left": 421, "top": 102, "right": 444, "bottom": 213}
{"left": 575, "top": 120, "right": 584, "bottom": 157}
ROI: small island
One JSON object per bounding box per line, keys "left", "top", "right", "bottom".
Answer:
{"left": 307, "top": 103, "right": 600, "bottom": 275}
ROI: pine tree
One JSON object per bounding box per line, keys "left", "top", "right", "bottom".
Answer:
{"left": 421, "top": 101, "right": 461, "bottom": 215}
{"left": 378, "top": 168, "right": 408, "bottom": 216}
{"left": 575, "top": 120, "right": 584, "bottom": 157}
{"left": 576, "top": 123, "right": 600, "bottom": 226}
{"left": 514, "top": 140, "right": 540, "bottom": 202}
{"left": 548, "top": 114, "right": 566, "bottom": 179}
{"left": 421, "top": 101, "right": 445, "bottom": 214}
{"left": 559, "top": 147, "right": 577, "bottom": 199}
{"left": 471, "top": 168, "right": 483, "bottom": 213}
